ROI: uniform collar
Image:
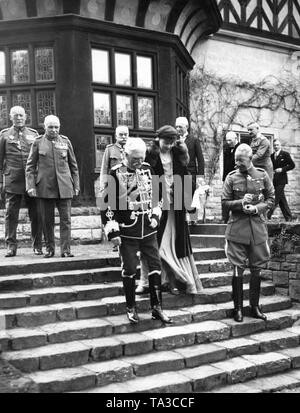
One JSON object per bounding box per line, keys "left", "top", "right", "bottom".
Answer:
{"left": 13, "top": 126, "right": 25, "bottom": 133}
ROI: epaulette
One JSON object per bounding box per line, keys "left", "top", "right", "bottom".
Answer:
{"left": 111, "top": 163, "right": 123, "bottom": 171}
{"left": 256, "top": 167, "right": 266, "bottom": 173}
{"left": 106, "top": 144, "right": 113, "bottom": 148}
{"left": 60, "top": 134, "right": 69, "bottom": 140}
{"left": 228, "top": 170, "right": 237, "bottom": 176}
{"left": 0, "top": 128, "right": 10, "bottom": 135}
{"left": 142, "top": 161, "right": 150, "bottom": 166}
{"left": 36, "top": 135, "right": 43, "bottom": 140}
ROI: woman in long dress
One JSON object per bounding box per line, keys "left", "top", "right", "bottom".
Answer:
{"left": 136, "top": 125, "right": 202, "bottom": 295}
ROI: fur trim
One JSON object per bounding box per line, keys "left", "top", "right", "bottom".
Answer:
{"left": 146, "top": 139, "right": 189, "bottom": 167}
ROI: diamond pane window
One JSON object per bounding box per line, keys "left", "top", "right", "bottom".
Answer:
{"left": 0, "top": 94, "right": 8, "bottom": 128}
{"left": 138, "top": 97, "right": 154, "bottom": 130}
{"left": 115, "top": 53, "right": 131, "bottom": 86}
{"left": 12, "top": 92, "right": 32, "bottom": 125}
{"left": 116, "top": 95, "right": 133, "bottom": 127}
{"left": 11, "top": 50, "right": 30, "bottom": 84}
{"left": 137, "top": 56, "right": 153, "bottom": 89}
{"left": 36, "top": 90, "right": 56, "bottom": 125}
{"left": 35, "top": 48, "right": 55, "bottom": 82}
{"left": 0, "top": 51, "right": 5, "bottom": 84}
{"left": 94, "top": 92, "right": 111, "bottom": 126}
{"left": 92, "top": 49, "right": 109, "bottom": 84}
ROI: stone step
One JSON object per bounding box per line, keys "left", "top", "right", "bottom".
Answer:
{"left": 21, "top": 326, "right": 300, "bottom": 393}
{"left": 189, "top": 224, "right": 227, "bottom": 236}
{"left": 0, "top": 255, "right": 120, "bottom": 277}
{"left": 2, "top": 312, "right": 299, "bottom": 374}
{"left": 0, "top": 280, "right": 275, "bottom": 310}
{"left": 0, "top": 288, "right": 288, "bottom": 332}
{"left": 0, "top": 269, "right": 250, "bottom": 293}
{"left": 191, "top": 235, "right": 225, "bottom": 249}
{"left": 192, "top": 248, "right": 226, "bottom": 261}
{"left": 195, "top": 259, "right": 231, "bottom": 273}
{"left": 0, "top": 296, "right": 293, "bottom": 351}
{"left": 73, "top": 349, "right": 300, "bottom": 393}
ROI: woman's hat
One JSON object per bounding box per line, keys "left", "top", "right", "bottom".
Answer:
{"left": 156, "top": 125, "right": 178, "bottom": 141}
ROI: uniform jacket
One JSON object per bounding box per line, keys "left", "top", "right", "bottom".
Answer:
{"left": 99, "top": 143, "right": 125, "bottom": 193}
{"left": 101, "top": 162, "right": 162, "bottom": 240}
{"left": 26, "top": 134, "right": 79, "bottom": 199}
{"left": 271, "top": 149, "right": 295, "bottom": 186}
{"left": 0, "top": 126, "right": 39, "bottom": 194}
{"left": 222, "top": 165, "right": 275, "bottom": 245}
{"left": 184, "top": 135, "right": 205, "bottom": 176}
{"left": 223, "top": 143, "right": 240, "bottom": 181}
{"left": 250, "top": 133, "right": 273, "bottom": 179}
{"left": 145, "top": 140, "right": 194, "bottom": 259}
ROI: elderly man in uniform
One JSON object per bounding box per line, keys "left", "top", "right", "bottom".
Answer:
{"left": 0, "top": 106, "right": 43, "bottom": 257}
{"left": 248, "top": 122, "right": 273, "bottom": 180}
{"left": 101, "top": 138, "right": 172, "bottom": 325}
{"left": 99, "top": 125, "right": 129, "bottom": 196}
{"left": 26, "top": 115, "right": 80, "bottom": 258}
{"left": 222, "top": 144, "right": 275, "bottom": 323}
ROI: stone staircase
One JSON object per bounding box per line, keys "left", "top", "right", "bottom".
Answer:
{"left": 0, "top": 223, "right": 300, "bottom": 393}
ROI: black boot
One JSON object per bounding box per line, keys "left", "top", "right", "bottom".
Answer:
{"left": 149, "top": 272, "right": 172, "bottom": 324}
{"left": 249, "top": 270, "right": 267, "bottom": 321}
{"left": 122, "top": 276, "right": 139, "bottom": 324}
{"left": 232, "top": 267, "right": 244, "bottom": 322}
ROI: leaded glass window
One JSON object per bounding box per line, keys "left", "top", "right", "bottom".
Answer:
{"left": 0, "top": 94, "right": 8, "bottom": 128}
{"left": 0, "top": 51, "right": 5, "bottom": 84}
{"left": 92, "top": 49, "right": 109, "bottom": 84}
{"left": 95, "top": 134, "right": 112, "bottom": 168}
{"left": 116, "top": 95, "right": 133, "bottom": 127}
{"left": 35, "top": 48, "right": 55, "bottom": 82}
{"left": 11, "top": 50, "right": 30, "bottom": 84}
{"left": 94, "top": 92, "right": 111, "bottom": 126}
{"left": 137, "top": 56, "right": 153, "bottom": 89}
{"left": 12, "top": 92, "right": 32, "bottom": 125}
{"left": 115, "top": 53, "right": 131, "bottom": 86}
{"left": 138, "top": 97, "right": 154, "bottom": 130}
{"left": 36, "top": 90, "right": 56, "bottom": 125}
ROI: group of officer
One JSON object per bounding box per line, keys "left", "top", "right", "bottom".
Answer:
{"left": 0, "top": 106, "right": 79, "bottom": 258}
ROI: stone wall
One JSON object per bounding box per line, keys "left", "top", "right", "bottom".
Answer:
{"left": 0, "top": 207, "right": 102, "bottom": 247}
{"left": 190, "top": 36, "right": 300, "bottom": 221}
{"left": 262, "top": 224, "right": 300, "bottom": 302}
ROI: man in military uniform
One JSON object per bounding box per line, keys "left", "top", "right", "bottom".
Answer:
{"left": 26, "top": 115, "right": 80, "bottom": 258}
{"left": 222, "top": 144, "right": 275, "bottom": 323}
{"left": 248, "top": 122, "right": 273, "bottom": 180}
{"left": 99, "top": 125, "right": 129, "bottom": 196}
{"left": 101, "top": 138, "right": 172, "bottom": 325}
{"left": 0, "top": 106, "right": 43, "bottom": 257}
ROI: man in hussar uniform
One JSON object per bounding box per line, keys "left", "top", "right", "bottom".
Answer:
{"left": 222, "top": 144, "right": 275, "bottom": 323}
{"left": 101, "top": 138, "right": 172, "bottom": 325}
{"left": 0, "top": 106, "right": 43, "bottom": 257}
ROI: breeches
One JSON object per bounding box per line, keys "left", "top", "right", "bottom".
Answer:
{"left": 225, "top": 238, "right": 270, "bottom": 270}
{"left": 119, "top": 234, "right": 161, "bottom": 278}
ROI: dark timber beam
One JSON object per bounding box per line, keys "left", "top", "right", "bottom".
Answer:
{"left": 166, "top": 0, "right": 187, "bottom": 33}
{"left": 136, "top": 0, "right": 151, "bottom": 27}
{"left": 105, "top": 0, "right": 116, "bottom": 21}
{"left": 63, "top": 0, "right": 81, "bottom": 14}
{"left": 25, "top": 0, "right": 37, "bottom": 17}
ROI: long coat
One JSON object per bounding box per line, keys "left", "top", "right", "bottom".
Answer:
{"left": 250, "top": 134, "right": 273, "bottom": 180}
{"left": 222, "top": 165, "right": 275, "bottom": 246}
{"left": 145, "top": 140, "right": 194, "bottom": 259}
{"left": 0, "top": 126, "right": 39, "bottom": 194}
{"left": 184, "top": 135, "right": 205, "bottom": 177}
{"left": 26, "top": 134, "right": 80, "bottom": 199}
{"left": 271, "top": 149, "right": 295, "bottom": 186}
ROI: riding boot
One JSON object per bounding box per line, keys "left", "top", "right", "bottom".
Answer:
{"left": 249, "top": 269, "right": 267, "bottom": 321}
{"left": 232, "top": 267, "right": 244, "bottom": 322}
{"left": 148, "top": 272, "right": 172, "bottom": 324}
{"left": 122, "top": 276, "right": 139, "bottom": 324}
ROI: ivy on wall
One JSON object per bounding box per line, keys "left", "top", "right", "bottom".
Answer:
{"left": 189, "top": 60, "right": 300, "bottom": 187}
